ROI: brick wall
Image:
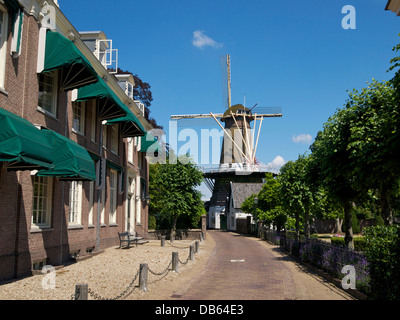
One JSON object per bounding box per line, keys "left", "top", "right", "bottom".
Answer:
{"left": 0, "top": 10, "right": 150, "bottom": 281}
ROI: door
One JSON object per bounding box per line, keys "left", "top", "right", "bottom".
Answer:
{"left": 126, "top": 175, "right": 135, "bottom": 233}
{"left": 220, "top": 214, "right": 227, "bottom": 230}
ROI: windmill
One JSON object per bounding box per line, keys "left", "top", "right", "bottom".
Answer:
{"left": 170, "top": 55, "right": 282, "bottom": 229}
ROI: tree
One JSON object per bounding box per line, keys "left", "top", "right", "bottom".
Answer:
{"left": 241, "top": 173, "right": 287, "bottom": 231}
{"left": 278, "top": 154, "right": 314, "bottom": 239}
{"left": 345, "top": 80, "right": 400, "bottom": 225}
{"left": 149, "top": 152, "right": 205, "bottom": 235}
{"left": 310, "top": 107, "right": 359, "bottom": 249}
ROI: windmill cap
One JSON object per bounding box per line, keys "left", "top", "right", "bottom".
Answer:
{"left": 223, "top": 104, "right": 251, "bottom": 118}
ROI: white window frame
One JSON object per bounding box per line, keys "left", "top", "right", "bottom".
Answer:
{"left": 90, "top": 101, "right": 97, "bottom": 142}
{"left": 111, "top": 124, "right": 118, "bottom": 154}
{"left": 68, "top": 181, "right": 83, "bottom": 227}
{"left": 136, "top": 175, "right": 141, "bottom": 225}
{"left": 88, "top": 181, "right": 94, "bottom": 227}
{"left": 102, "top": 125, "right": 107, "bottom": 149}
{"left": 0, "top": 6, "right": 9, "bottom": 90}
{"left": 127, "top": 137, "right": 134, "bottom": 164}
{"left": 31, "top": 176, "right": 53, "bottom": 229}
{"left": 72, "top": 101, "right": 86, "bottom": 135}
{"left": 38, "top": 70, "right": 58, "bottom": 117}
{"left": 109, "top": 169, "right": 117, "bottom": 224}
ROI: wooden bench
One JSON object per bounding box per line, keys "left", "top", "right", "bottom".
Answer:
{"left": 118, "top": 232, "right": 148, "bottom": 248}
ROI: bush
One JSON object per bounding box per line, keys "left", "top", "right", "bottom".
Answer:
{"left": 331, "top": 236, "right": 367, "bottom": 251}
{"left": 364, "top": 225, "right": 400, "bottom": 300}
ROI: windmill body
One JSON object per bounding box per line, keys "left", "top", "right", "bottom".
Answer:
{"left": 170, "top": 55, "right": 282, "bottom": 230}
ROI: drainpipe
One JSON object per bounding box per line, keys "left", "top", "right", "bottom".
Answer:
{"left": 96, "top": 120, "right": 105, "bottom": 252}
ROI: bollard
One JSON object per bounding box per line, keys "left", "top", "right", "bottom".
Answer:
{"left": 161, "top": 236, "right": 165, "bottom": 247}
{"left": 190, "top": 245, "right": 195, "bottom": 261}
{"left": 199, "top": 233, "right": 203, "bottom": 242}
{"left": 139, "top": 263, "right": 148, "bottom": 292}
{"left": 172, "top": 252, "right": 179, "bottom": 273}
{"left": 195, "top": 240, "right": 200, "bottom": 254}
{"left": 75, "top": 284, "right": 88, "bottom": 300}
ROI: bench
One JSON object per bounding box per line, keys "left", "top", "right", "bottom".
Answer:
{"left": 118, "top": 232, "right": 148, "bottom": 248}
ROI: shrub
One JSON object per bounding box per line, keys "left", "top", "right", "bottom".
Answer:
{"left": 330, "top": 236, "right": 366, "bottom": 251}
{"left": 364, "top": 225, "right": 400, "bottom": 300}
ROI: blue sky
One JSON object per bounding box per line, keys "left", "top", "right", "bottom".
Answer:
{"left": 61, "top": 0, "right": 400, "bottom": 199}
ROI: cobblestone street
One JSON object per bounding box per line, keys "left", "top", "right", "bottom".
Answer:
{"left": 170, "top": 230, "right": 355, "bottom": 300}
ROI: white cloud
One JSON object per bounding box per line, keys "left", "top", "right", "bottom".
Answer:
{"left": 267, "top": 156, "right": 286, "bottom": 170}
{"left": 292, "top": 133, "right": 313, "bottom": 145}
{"left": 192, "top": 30, "right": 222, "bottom": 49}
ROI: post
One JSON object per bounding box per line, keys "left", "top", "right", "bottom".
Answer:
{"left": 190, "top": 245, "right": 195, "bottom": 261}
{"left": 199, "top": 233, "right": 203, "bottom": 242}
{"left": 172, "top": 252, "right": 179, "bottom": 273}
{"left": 161, "top": 236, "right": 165, "bottom": 247}
{"left": 201, "top": 215, "right": 207, "bottom": 240}
{"left": 139, "top": 263, "right": 148, "bottom": 292}
{"left": 75, "top": 284, "right": 88, "bottom": 300}
{"left": 195, "top": 241, "right": 200, "bottom": 254}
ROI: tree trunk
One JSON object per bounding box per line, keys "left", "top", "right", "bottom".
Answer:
{"left": 171, "top": 214, "right": 179, "bottom": 240}
{"left": 380, "top": 185, "right": 393, "bottom": 226}
{"left": 335, "top": 217, "right": 342, "bottom": 233}
{"left": 343, "top": 201, "right": 354, "bottom": 250}
{"left": 304, "top": 204, "right": 310, "bottom": 239}
{"left": 295, "top": 212, "right": 300, "bottom": 241}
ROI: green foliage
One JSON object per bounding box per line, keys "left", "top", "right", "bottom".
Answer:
{"left": 241, "top": 173, "right": 288, "bottom": 230}
{"left": 364, "top": 225, "right": 400, "bottom": 299}
{"left": 330, "top": 236, "right": 366, "bottom": 251}
{"left": 149, "top": 153, "right": 204, "bottom": 231}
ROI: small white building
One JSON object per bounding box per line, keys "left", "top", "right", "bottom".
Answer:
{"left": 226, "top": 182, "right": 264, "bottom": 231}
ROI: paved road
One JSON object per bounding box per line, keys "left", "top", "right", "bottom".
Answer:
{"left": 173, "top": 230, "right": 355, "bottom": 300}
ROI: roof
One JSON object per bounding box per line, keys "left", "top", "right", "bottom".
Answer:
{"left": 385, "top": 0, "right": 400, "bottom": 15}
{"left": 231, "top": 182, "right": 264, "bottom": 209}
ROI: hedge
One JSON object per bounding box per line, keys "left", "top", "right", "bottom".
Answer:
{"left": 330, "top": 236, "right": 367, "bottom": 251}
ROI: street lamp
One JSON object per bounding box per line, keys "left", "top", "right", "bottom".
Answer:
{"left": 145, "top": 195, "right": 151, "bottom": 206}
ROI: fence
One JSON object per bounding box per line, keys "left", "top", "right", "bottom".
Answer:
{"left": 72, "top": 238, "right": 202, "bottom": 300}
{"left": 262, "top": 228, "right": 370, "bottom": 294}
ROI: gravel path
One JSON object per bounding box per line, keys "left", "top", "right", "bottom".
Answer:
{"left": 0, "top": 238, "right": 212, "bottom": 300}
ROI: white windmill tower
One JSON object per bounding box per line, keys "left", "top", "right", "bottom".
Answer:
{"left": 171, "top": 55, "right": 282, "bottom": 229}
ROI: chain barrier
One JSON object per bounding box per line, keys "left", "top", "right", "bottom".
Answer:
{"left": 72, "top": 240, "right": 198, "bottom": 300}
{"left": 166, "top": 240, "right": 196, "bottom": 249}
{"left": 148, "top": 260, "right": 172, "bottom": 276}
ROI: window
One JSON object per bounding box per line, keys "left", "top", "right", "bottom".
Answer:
{"left": 88, "top": 181, "right": 94, "bottom": 226}
{"left": 32, "top": 259, "right": 47, "bottom": 271}
{"left": 38, "top": 71, "right": 58, "bottom": 116}
{"left": 136, "top": 176, "right": 141, "bottom": 224}
{"left": 0, "top": 6, "right": 8, "bottom": 89}
{"left": 73, "top": 101, "right": 86, "bottom": 135}
{"left": 90, "top": 102, "right": 97, "bottom": 142}
{"left": 69, "top": 181, "right": 83, "bottom": 226}
{"left": 101, "top": 181, "right": 105, "bottom": 225}
{"left": 102, "top": 125, "right": 107, "bottom": 149}
{"left": 127, "top": 138, "right": 134, "bottom": 164}
{"left": 32, "top": 176, "right": 53, "bottom": 228}
{"left": 109, "top": 169, "right": 117, "bottom": 224}
{"left": 111, "top": 124, "right": 118, "bottom": 154}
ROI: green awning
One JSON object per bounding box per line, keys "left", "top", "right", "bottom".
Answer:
{"left": 37, "top": 129, "right": 96, "bottom": 181}
{"left": 107, "top": 113, "right": 145, "bottom": 138}
{"left": 139, "top": 133, "right": 160, "bottom": 152}
{"left": 42, "top": 30, "right": 98, "bottom": 91}
{"left": 76, "top": 75, "right": 127, "bottom": 120}
{"left": 77, "top": 76, "right": 145, "bottom": 137}
{"left": 0, "top": 108, "right": 54, "bottom": 171}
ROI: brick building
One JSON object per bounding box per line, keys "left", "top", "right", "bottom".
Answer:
{"left": 0, "top": 0, "right": 156, "bottom": 281}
